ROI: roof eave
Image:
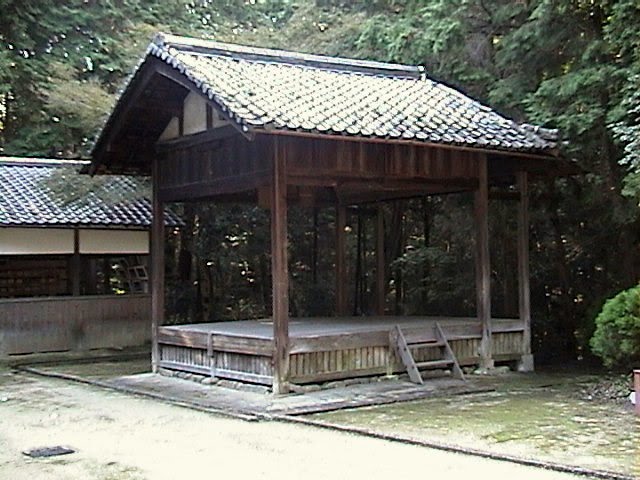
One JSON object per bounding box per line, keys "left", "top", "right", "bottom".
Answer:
{"left": 252, "top": 127, "right": 561, "bottom": 162}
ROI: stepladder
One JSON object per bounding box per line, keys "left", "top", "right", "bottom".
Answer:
{"left": 389, "top": 322, "right": 465, "bottom": 384}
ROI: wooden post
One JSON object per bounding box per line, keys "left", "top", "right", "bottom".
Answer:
{"left": 474, "top": 155, "right": 493, "bottom": 369}
{"left": 151, "top": 157, "right": 165, "bottom": 374}
{"left": 517, "top": 171, "right": 534, "bottom": 372}
{"left": 376, "top": 204, "right": 385, "bottom": 316}
{"left": 335, "top": 205, "right": 348, "bottom": 316}
{"left": 71, "top": 229, "right": 81, "bottom": 296}
{"left": 271, "top": 137, "right": 290, "bottom": 394}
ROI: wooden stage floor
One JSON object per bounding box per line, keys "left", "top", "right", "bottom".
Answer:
{"left": 162, "top": 316, "right": 506, "bottom": 338}
{"left": 158, "top": 316, "right": 525, "bottom": 386}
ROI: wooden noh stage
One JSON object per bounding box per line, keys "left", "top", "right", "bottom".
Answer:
{"left": 158, "top": 317, "right": 527, "bottom": 386}
{"left": 91, "top": 33, "right": 570, "bottom": 393}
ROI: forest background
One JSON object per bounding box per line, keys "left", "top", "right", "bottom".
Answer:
{"left": 1, "top": 0, "right": 639, "bottom": 364}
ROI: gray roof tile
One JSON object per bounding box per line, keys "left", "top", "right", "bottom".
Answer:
{"left": 0, "top": 158, "right": 180, "bottom": 228}
{"left": 137, "top": 34, "right": 557, "bottom": 155}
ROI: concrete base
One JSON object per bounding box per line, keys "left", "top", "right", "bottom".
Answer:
{"left": 517, "top": 354, "right": 535, "bottom": 373}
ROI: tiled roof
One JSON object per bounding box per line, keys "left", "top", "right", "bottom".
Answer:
{"left": 140, "top": 33, "right": 557, "bottom": 154}
{"left": 0, "top": 157, "right": 180, "bottom": 227}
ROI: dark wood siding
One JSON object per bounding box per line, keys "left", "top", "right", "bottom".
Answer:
{"left": 155, "top": 133, "right": 482, "bottom": 203}
{"left": 283, "top": 136, "right": 480, "bottom": 181}
{"left": 157, "top": 133, "right": 272, "bottom": 201}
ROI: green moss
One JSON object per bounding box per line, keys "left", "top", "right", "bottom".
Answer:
{"left": 311, "top": 374, "right": 640, "bottom": 476}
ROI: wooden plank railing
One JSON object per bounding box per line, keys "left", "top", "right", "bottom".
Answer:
{"left": 0, "top": 294, "right": 151, "bottom": 356}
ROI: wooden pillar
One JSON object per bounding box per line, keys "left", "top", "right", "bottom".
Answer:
{"left": 474, "top": 155, "right": 493, "bottom": 369}
{"left": 335, "top": 205, "right": 348, "bottom": 316}
{"left": 376, "top": 204, "right": 385, "bottom": 316}
{"left": 517, "top": 171, "right": 534, "bottom": 372}
{"left": 151, "top": 157, "right": 165, "bottom": 374}
{"left": 71, "top": 229, "right": 81, "bottom": 296}
{"left": 271, "top": 137, "right": 290, "bottom": 394}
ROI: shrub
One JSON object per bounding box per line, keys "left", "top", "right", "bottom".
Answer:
{"left": 590, "top": 284, "right": 640, "bottom": 368}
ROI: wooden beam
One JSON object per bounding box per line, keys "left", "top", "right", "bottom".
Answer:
{"left": 338, "top": 184, "right": 474, "bottom": 205}
{"left": 155, "top": 124, "right": 240, "bottom": 152}
{"left": 474, "top": 154, "right": 493, "bottom": 369}
{"left": 151, "top": 157, "right": 165, "bottom": 373}
{"left": 376, "top": 204, "right": 385, "bottom": 315}
{"left": 287, "top": 175, "right": 338, "bottom": 188}
{"left": 271, "top": 136, "right": 290, "bottom": 394}
{"left": 516, "top": 171, "right": 534, "bottom": 372}
{"left": 158, "top": 169, "right": 272, "bottom": 202}
{"left": 335, "top": 205, "right": 348, "bottom": 315}
{"left": 338, "top": 178, "right": 478, "bottom": 192}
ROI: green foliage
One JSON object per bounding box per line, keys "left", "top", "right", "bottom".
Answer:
{"left": 42, "top": 167, "right": 150, "bottom": 207}
{"left": 610, "top": 74, "right": 640, "bottom": 201}
{"left": 36, "top": 62, "right": 114, "bottom": 156}
{"left": 590, "top": 285, "right": 640, "bottom": 368}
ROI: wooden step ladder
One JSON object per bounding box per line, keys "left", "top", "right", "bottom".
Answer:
{"left": 389, "top": 323, "right": 465, "bottom": 384}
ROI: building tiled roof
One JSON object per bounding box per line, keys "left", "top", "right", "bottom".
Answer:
{"left": 140, "top": 33, "right": 557, "bottom": 154}
{"left": 0, "top": 157, "right": 180, "bottom": 227}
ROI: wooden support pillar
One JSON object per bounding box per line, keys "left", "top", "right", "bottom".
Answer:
{"left": 376, "top": 204, "right": 385, "bottom": 316}
{"left": 151, "top": 157, "right": 165, "bottom": 374}
{"left": 335, "top": 205, "right": 348, "bottom": 316}
{"left": 271, "top": 137, "right": 290, "bottom": 394}
{"left": 71, "top": 229, "right": 81, "bottom": 296}
{"left": 517, "top": 171, "right": 534, "bottom": 372}
{"left": 474, "top": 155, "right": 493, "bottom": 369}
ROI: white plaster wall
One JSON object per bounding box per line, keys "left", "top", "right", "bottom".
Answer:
{"left": 183, "top": 91, "right": 207, "bottom": 135}
{"left": 158, "top": 116, "right": 180, "bottom": 141}
{"left": 79, "top": 229, "right": 149, "bottom": 254}
{"left": 210, "top": 109, "right": 229, "bottom": 129}
{"left": 0, "top": 228, "right": 74, "bottom": 255}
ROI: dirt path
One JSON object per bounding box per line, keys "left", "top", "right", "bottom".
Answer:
{"left": 0, "top": 368, "right": 595, "bottom": 480}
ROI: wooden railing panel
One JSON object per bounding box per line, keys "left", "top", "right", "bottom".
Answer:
{"left": 155, "top": 318, "right": 526, "bottom": 386}
{"left": 0, "top": 294, "right": 151, "bottom": 356}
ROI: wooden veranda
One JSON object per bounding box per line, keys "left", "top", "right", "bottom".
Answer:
{"left": 91, "top": 34, "right": 570, "bottom": 393}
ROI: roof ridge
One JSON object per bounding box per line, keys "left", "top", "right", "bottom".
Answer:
{"left": 153, "top": 32, "right": 424, "bottom": 79}
{"left": 0, "top": 156, "right": 90, "bottom": 167}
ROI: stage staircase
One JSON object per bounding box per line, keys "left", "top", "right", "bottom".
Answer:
{"left": 390, "top": 322, "right": 465, "bottom": 384}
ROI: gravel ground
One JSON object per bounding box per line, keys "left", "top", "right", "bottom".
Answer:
{"left": 0, "top": 367, "right": 596, "bottom": 480}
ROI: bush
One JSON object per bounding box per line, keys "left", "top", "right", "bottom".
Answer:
{"left": 590, "top": 284, "right": 640, "bottom": 368}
